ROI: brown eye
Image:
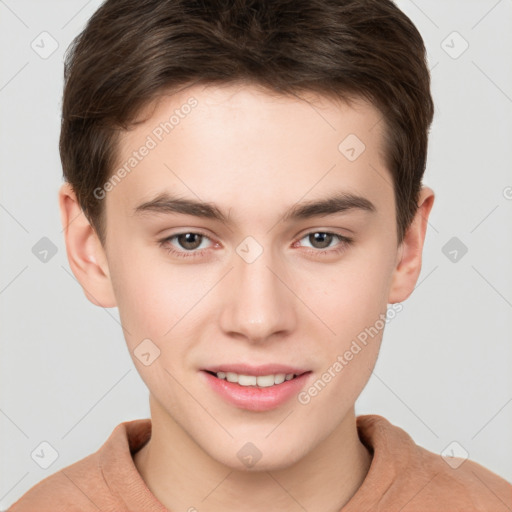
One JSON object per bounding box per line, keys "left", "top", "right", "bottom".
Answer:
{"left": 176, "top": 233, "right": 203, "bottom": 250}
{"left": 295, "top": 231, "right": 353, "bottom": 257}
{"left": 308, "top": 232, "right": 334, "bottom": 249}
{"left": 159, "top": 231, "right": 215, "bottom": 260}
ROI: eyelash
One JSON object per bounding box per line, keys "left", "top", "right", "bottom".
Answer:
{"left": 158, "top": 230, "right": 353, "bottom": 260}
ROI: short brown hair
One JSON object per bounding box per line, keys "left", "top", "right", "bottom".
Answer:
{"left": 60, "top": 0, "right": 434, "bottom": 246}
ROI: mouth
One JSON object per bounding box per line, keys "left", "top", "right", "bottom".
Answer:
{"left": 201, "top": 367, "right": 313, "bottom": 411}
{"left": 201, "top": 363, "right": 310, "bottom": 387}
{"left": 203, "top": 369, "right": 307, "bottom": 388}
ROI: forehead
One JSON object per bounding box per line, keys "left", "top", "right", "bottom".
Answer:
{"left": 106, "top": 83, "right": 392, "bottom": 228}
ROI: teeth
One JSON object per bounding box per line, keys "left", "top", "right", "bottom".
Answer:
{"left": 215, "top": 372, "right": 297, "bottom": 387}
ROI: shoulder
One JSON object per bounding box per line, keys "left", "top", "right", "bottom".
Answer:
{"left": 352, "top": 414, "right": 512, "bottom": 511}
{"left": 414, "top": 443, "right": 512, "bottom": 510}
{"left": 7, "top": 419, "right": 152, "bottom": 512}
{"left": 6, "top": 451, "right": 110, "bottom": 512}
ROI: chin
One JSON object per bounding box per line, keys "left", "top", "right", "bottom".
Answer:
{"left": 206, "top": 438, "right": 308, "bottom": 473}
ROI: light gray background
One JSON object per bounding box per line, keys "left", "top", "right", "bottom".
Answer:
{"left": 1, "top": 0, "right": 511, "bottom": 508}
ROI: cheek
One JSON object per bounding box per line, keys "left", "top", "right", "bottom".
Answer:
{"left": 108, "top": 249, "right": 214, "bottom": 354}
{"left": 107, "top": 250, "right": 179, "bottom": 341}
{"left": 314, "top": 250, "right": 394, "bottom": 334}
{"left": 301, "top": 268, "right": 388, "bottom": 418}
{"left": 301, "top": 247, "right": 393, "bottom": 399}
{"left": 108, "top": 255, "right": 196, "bottom": 395}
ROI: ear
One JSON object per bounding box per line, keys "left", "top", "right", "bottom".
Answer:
{"left": 388, "top": 186, "right": 435, "bottom": 303}
{"left": 58, "top": 182, "right": 117, "bottom": 308}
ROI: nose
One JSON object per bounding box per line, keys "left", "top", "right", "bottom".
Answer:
{"left": 218, "top": 243, "right": 297, "bottom": 344}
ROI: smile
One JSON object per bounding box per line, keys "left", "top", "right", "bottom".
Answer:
{"left": 207, "top": 370, "right": 299, "bottom": 387}
{"left": 201, "top": 369, "right": 312, "bottom": 412}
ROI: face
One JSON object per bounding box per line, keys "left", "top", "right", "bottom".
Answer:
{"left": 92, "top": 83, "right": 406, "bottom": 469}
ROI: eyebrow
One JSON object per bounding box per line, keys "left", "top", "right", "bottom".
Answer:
{"left": 133, "top": 191, "right": 376, "bottom": 224}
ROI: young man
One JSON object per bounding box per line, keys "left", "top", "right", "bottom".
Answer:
{"left": 8, "top": 0, "right": 512, "bottom": 510}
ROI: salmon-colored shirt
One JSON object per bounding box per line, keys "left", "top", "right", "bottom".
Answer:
{"left": 7, "top": 414, "right": 512, "bottom": 511}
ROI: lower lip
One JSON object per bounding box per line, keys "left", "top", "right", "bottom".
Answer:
{"left": 201, "top": 371, "right": 312, "bottom": 412}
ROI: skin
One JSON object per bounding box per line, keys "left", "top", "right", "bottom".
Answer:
{"left": 59, "top": 83, "right": 434, "bottom": 512}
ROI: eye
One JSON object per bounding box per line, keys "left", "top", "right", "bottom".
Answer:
{"left": 158, "top": 230, "right": 353, "bottom": 260}
{"left": 159, "top": 232, "right": 215, "bottom": 259}
{"left": 295, "top": 231, "right": 353, "bottom": 256}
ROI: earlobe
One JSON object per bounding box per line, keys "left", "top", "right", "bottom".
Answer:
{"left": 58, "top": 183, "right": 117, "bottom": 308}
{"left": 388, "top": 186, "right": 435, "bottom": 304}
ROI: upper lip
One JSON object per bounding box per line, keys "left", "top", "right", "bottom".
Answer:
{"left": 203, "top": 364, "right": 310, "bottom": 376}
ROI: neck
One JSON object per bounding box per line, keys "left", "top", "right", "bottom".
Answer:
{"left": 134, "top": 395, "right": 371, "bottom": 512}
